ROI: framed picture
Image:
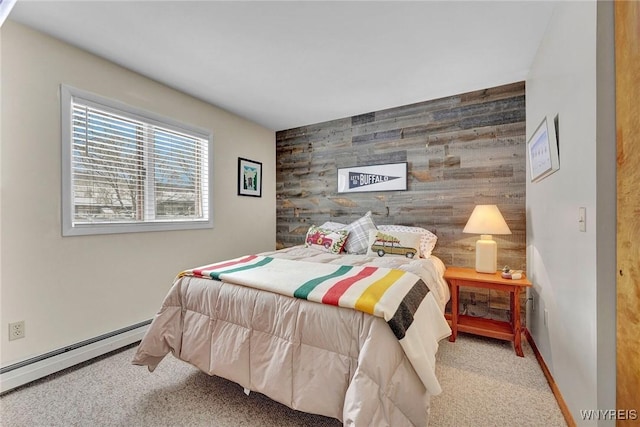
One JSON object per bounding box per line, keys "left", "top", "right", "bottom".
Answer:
{"left": 238, "top": 157, "right": 262, "bottom": 197}
{"left": 337, "top": 162, "right": 408, "bottom": 193}
{"left": 527, "top": 115, "right": 560, "bottom": 182}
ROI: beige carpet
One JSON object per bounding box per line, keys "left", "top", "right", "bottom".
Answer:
{"left": 431, "top": 335, "right": 566, "bottom": 426}
{"left": 0, "top": 334, "right": 566, "bottom": 426}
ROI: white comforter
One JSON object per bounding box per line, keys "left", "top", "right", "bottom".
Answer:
{"left": 132, "top": 246, "right": 451, "bottom": 426}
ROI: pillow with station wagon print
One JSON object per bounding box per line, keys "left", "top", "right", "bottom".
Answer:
{"left": 377, "top": 224, "right": 438, "bottom": 258}
{"left": 366, "top": 229, "right": 421, "bottom": 259}
{"left": 304, "top": 225, "right": 349, "bottom": 254}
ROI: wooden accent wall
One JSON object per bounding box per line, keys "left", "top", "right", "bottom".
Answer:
{"left": 276, "top": 82, "right": 526, "bottom": 271}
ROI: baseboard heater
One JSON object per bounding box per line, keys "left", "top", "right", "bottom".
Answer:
{"left": 0, "top": 320, "right": 151, "bottom": 394}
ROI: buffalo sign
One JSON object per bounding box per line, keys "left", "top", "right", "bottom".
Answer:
{"left": 337, "top": 162, "right": 408, "bottom": 193}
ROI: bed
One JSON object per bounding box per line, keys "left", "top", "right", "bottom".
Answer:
{"left": 132, "top": 222, "right": 451, "bottom": 426}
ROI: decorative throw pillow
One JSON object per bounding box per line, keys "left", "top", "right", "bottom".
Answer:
{"left": 304, "top": 225, "right": 349, "bottom": 254}
{"left": 377, "top": 224, "right": 438, "bottom": 258}
{"left": 342, "top": 211, "right": 378, "bottom": 254}
{"left": 319, "top": 221, "right": 347, "bottom": 231}
{"left": 366, "top": 229, "right": 421, "bottom": 259}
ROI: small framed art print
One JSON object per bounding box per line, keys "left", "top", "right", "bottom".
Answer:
{"left": 528, "top": 115, "right": 560, "bottom": 182}
{"left": 238, "top": 157, "right": 262, "bottom": 197}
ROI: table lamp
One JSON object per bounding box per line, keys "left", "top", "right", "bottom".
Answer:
{"left": 463, "top": 205, "right": 511, "bottom": 273}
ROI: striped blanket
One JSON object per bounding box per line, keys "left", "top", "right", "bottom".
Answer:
{"left": 180, "top": 254, "right": 446, "bottom": 394}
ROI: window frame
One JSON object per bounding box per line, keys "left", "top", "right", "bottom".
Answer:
{"left": 60, "top": 84, "right": 214, "bottom": 236}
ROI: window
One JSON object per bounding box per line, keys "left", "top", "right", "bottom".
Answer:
{"left": 61, "top": 85, "right": 213, "bottom": 236}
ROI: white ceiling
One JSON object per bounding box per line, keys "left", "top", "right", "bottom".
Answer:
{"left": 8, "top": 1, "right": 555, "bottom": 131}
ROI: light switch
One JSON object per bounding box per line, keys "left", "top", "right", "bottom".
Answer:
{"left": 579, "top": 207, "right": 586, "bottom": 232}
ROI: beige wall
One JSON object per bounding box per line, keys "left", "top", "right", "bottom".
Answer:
{"left": 526, "top": 1, "right": 616, "bottom": 423}
{"left": 0, "top": 21, "right": 275, "bottom": 365}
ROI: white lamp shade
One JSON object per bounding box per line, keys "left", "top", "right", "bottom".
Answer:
{"left": 463, "top": 205, "right": 511, "bottom": 273}
{"left": 463, "top": 205, "right": 511, "bottom": 235}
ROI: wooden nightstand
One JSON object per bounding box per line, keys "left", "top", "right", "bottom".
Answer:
{"left": 444, "top": 266, "right": 532, "bottom": 357}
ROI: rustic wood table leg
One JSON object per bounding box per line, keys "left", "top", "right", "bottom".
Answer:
{"left": 449, "top": 282, "right": 458, "bottom": 342}
{"left": 512, "top": 287, "right": 524, "bottom": 357}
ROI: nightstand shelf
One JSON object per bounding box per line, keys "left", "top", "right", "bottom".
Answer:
{"left": 457, "top": 315, "right": 513, "bottom": 340}
{"left": 444, "top": 266, "right": 532, "bottom": 357}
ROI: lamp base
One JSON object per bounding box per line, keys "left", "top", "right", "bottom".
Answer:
{"left": 475, "top": 235, "right": 497, "bottom": 273}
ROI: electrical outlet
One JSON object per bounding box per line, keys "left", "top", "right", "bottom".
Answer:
{"left": 9, "top": 321, "right": 25, "bottom": 341}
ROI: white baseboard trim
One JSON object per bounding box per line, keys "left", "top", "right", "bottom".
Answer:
{"left": 0, "top": 321, "right": 150, "bottom": 394}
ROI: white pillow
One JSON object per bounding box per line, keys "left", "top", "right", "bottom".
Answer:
{"left": 319, "top": 221, "right": 347, "bottom": 231}
{"left": 366, "top": 229, "right": 421, "bottom": 259}
{"left": 377, "top": 224, "right": 438, "bottom": 258}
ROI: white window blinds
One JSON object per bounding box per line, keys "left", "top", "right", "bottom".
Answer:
{"left": 61, "top": 85, "right": 212, "bottom": 236}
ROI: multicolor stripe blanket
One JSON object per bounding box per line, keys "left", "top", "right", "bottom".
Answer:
{"left": 180, "top": 254, "right": 446, "bottom": 394}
